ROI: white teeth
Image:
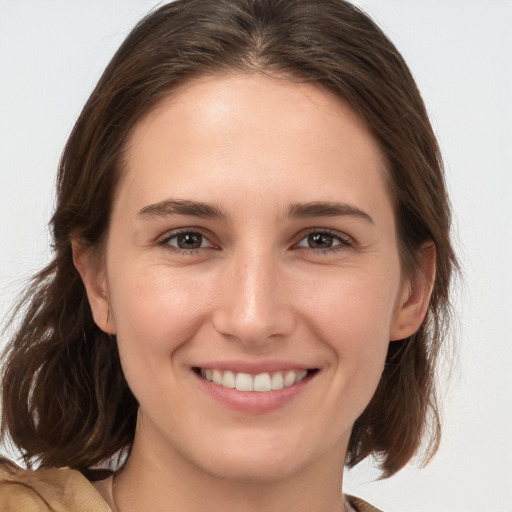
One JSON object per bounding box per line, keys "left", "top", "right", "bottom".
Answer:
{"left": 295, "top": 370, "right": 307, "bottom": 383}
{"left": 235, "top": 373, "right": 253, "bottom": 391}
{"left": 212, "top": 369, "right": 222, "bottom": 385}
{"left": 221, "top": 370, "right": 236, "bottom": 389}
{"left": 271, "top": 372, "right": 284, "bottom": 390}
{"left": 283, "top": 370, "right": 296, "bottom": 387}
{"left": 200, "top": 368, "right": 310, "bottom": 392}
{"left": 253, "top": 373, "right": 271, "bottom": 392}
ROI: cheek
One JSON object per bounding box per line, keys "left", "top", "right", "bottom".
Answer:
{"left": 301, "top": 266, "right": 400, "bottom": 344}
{"left": 298, "top": 266, "right": 399, "bottom": 396}
{"left": 107, "top": 263, "right": 211, "bottom": 382}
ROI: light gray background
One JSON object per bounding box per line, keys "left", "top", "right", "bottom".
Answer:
{"left": 1, "top": 1, "right": 511, "bottom": 510}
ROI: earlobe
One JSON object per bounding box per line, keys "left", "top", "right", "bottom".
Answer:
{"left": 72, "top": 242, "right": 117, "bottom": 334}
{"left": 390, "top": 242, "right": 436, "bottom": 341}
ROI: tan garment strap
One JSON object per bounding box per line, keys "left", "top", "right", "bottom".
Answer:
{"left": 347, "top": 494, "right": 385, "bottom": 512}
{"left": 0, "top": 458, "right": 111, "bottom": 512}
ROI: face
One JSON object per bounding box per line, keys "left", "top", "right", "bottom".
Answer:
{"left": 78, "top": 73, "right": 427, "bottom": 483}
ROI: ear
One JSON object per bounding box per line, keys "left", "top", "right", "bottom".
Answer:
{"left": 72, "top": 241, "right": 117, "bottom": 334}
{"left": 390, "top": 242, "right": 436, "bottom": 341}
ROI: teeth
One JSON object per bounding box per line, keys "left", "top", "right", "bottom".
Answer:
{"left": 283, "top": 370, "right": 296, "bottom": 387}
{"left": 253, "top": 373, "right": 271, "bottom": 392}
{"left": 199, "top": 368, "right": 310, "bottom": 392}
{"left": 212, "top": 369, "right": 222, "bottom": 385}
{"left": 235, "top": 372, "right": 253, "bottom": 391}
{"left": 296, "top": 370, "right": 307, "bottom": 382}
{"left": 271, "top": 372, "right": 284, "bottom": 390}
{"left": 221, "top": 370, "right": 236, "bottom": 389}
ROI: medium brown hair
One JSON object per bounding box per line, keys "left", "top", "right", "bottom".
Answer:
{"left": 1, "top": 0, "right": 457, "bottom": 478}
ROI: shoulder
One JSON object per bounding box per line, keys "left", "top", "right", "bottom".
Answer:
{"left": 0, "top": 457, "right": 111, "bottom": 512}
{"left": 346, "top": 494, "right": 386, "bottom": 512}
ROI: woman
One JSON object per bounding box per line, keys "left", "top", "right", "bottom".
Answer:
{"left": 0, "top": 1, "right": 457, "bottom": 510}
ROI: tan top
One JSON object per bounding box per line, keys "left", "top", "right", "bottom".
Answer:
{"left": 0, "top": 458, "right": 383, "bottom": 512}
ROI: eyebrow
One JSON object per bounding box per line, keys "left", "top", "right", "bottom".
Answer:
{"left": 286, "top": 201, "right": 374, "bottom": 224}
{"left": 137, "top": 199, "right": 373, "bottom": 224}
{"left": 137, "top": 199, "right": 229, "bottom": 221}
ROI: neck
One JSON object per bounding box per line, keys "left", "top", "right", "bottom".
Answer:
{"left": 109, "top": 419, "right": 348, "bottom": 512}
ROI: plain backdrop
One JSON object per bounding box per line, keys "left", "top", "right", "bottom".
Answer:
{"left": 0, "top": 1, "right": 511, "bottom": 511}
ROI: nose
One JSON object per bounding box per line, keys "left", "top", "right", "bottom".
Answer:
{"left": 212, "top": 249, "right": 296, "bottom": 346}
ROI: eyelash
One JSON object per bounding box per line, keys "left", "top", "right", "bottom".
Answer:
{"left": 158, "top": 228, "right": 353, "bottom": 255}
{"left": 296, "top": 229, "right": 353, "bottom": 254}
{"left": 158, "top": 229, "right": 214, "bottom": 255}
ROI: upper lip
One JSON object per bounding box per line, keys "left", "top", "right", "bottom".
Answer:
{"left": 193, "top": 360, "right": 318, "bottom": 374}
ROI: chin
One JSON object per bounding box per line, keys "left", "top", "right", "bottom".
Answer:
{"left": 201, "top": 452, "right": 305, "bottom": 484}
{"left": 185, "top": 429, "right": 325, "bottom": 484}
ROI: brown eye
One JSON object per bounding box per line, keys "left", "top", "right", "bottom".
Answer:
{"left": 296, "top": 230, "right": 351, "bottom": 252}
{"left": 163, "top": 231, "right": 209, "bottom": 251}
{"left": 176, "top": 232, "right": 203, "bottom": 249}
{"left": 307, "top": 233, "right": 335, "bottom": 249}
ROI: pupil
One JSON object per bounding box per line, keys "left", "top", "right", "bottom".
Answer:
{"left": 177, "top": 233, "right": 201, "bottom": 249}
{"left": 308, "top": 233, "right": 332, "bottom": 248}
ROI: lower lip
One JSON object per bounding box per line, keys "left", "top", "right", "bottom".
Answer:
{"left": 194, "top": 370, "right": 316, "bottom": 414}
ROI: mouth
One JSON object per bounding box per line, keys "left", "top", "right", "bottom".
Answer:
{"left": 194, "top": 367, "right": 318, "bottom": 392}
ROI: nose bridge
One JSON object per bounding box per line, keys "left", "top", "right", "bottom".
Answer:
{"left": 213, "top": 245, "right": 294, "bottom": 344}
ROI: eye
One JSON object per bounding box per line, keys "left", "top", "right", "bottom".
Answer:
{"left": 296, "top": 230, "right": 352, "bottom": 252}
{"left": 160, "top": 230, "right": 212, "bottom": 252}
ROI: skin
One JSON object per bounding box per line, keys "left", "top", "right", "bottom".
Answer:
{"left": 75, "top": 73, "right": 433, "bottom": 512}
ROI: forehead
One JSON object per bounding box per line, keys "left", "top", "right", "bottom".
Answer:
{"left": 127, "top": 72, "right": 382, "bottom": 159}
{"left": 118, "top": 73, "right": 392, "bottom": 224}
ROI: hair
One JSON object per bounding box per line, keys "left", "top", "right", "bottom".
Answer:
{"left": 1, "top": 0, "right": 457, "bottom": 478}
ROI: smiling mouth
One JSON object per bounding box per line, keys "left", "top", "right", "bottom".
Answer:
{"left": 195, "top": 368, "right": 317, "bottom": 392}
